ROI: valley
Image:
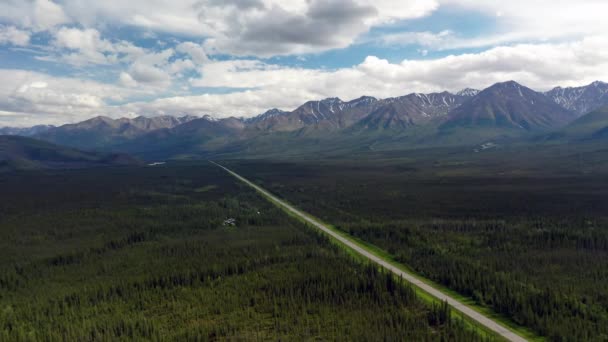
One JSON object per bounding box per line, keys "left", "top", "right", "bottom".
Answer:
{"left": 2, "top": 2, "right": 607, "bottom": 341}
{"left": 213, "top": 161, "right": 527, "bottom": 341}
{"left": 1, "top": 80, "right": 607, "bottom": 341}
{"left": 224, "top": 146, "right": 608, "bottom": 341}
{"left": 0, "top": 163, "right": 491, "bottom": 341}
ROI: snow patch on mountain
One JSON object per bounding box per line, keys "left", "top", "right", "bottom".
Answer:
{"left": 545, "top": 81, "right": 608, "bottom": 116}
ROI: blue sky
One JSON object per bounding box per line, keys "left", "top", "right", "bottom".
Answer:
{"left": 0, "top": 0, "right": 607, "bottom": 126}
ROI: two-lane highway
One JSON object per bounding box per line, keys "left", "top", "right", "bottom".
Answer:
{"left": 212, "top": 161, "right": 527, "bottom": 342}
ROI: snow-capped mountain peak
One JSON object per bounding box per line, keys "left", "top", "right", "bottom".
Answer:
{"left": 457, "top": 88, "right": 480, "bottom": 97}
{"left": 545, "top": 81, "right": 608, "bottom": 116}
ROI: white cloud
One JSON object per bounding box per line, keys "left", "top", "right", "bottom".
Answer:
{"left": 0, "top": 26, "right": 31, "bottom": 46}
{"left": 0, "top": 0, "right": 438, "bottom": 57}
{"left": 47, "top": 27, "right": 146, "bottom": 66}
{"left": 143, "top": 35, "right": 608, "bottom": 118}
{"left": 51, "top": 27, "right": 117, "bottom": 65}
{"left": 3, "top": 0, "right": 605, "bottom": 59}
{"left": 17, "top": 81, "right": 48, "bottom": 93}
{"left": 362, "top": 0, "right": 439, "bottom": 24}
{"left": 167, "top": 59, "right": 196, "bottom": 75}
{"left": 33, "top": 0, "right": 70, "bottom": 30}
{"left": 41, "top": 28, "right": 184, "bottom": 88}
{"left": 118, "top": 88, "right": 304, "bottom": 119}
{"left": 0, "top": 69, "right": 150, "bottom": 126}
{"left": 124, "top": 48, "right": 177, "bottom": 87}
{"left": 1, "top": 1, "right": 607, "bottom": 58}
{"left": 54, "top": 27, "right": 112, "bottom": 51}
{"left": 443, "top": 0, "right": 608, "bottom": 37}
{"left": 128, "top": 63, "right": 171, "bottom": 86}
{"left": 176, "top": 42, "right": 209, "bottom": 64}
{"left": 134, "top": 48, "right": 174, "bottom": 67}
{"left": 379, "top": 30, "right": 454, "bottom": 48}
{"left": 40, "top": 29, "right": 200, "bottom": 89}
{"left": 431, "top": 0, "right": 608, "bottom": 49}
{"left": 54, "top": 1, "right": 608, "bottom": 57}
{"left": 0, "top": 0, "right": 69, "bottom": 31}
{"left": 119, "top": 72, "right": 137, "bottom": 87}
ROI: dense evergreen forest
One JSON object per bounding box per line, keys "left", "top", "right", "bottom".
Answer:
{"left": 0, "top": 163, "right": 489, "bottom": 341}
{"left": 229, "top": 154, "right": 608, "bottom": 341}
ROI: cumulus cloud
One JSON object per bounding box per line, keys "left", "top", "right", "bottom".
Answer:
{"left": 123, "top": 48, "right": 182, "bottom": 87}
{"left": 0, "top": 0, "right": 69, "bottom": 31}
{"left": 0, "top": 26, "right": 30, "bottom": 46}
{"left": 428, "top": 0, "right": 608, "bottom": 50}
{"left": 33, "top": 0, "right": 70, "bottom": 30}
{"left": 189, "top": 35, "right": 607, "bottom": 100}
{"left": 205, "top": 0, "right": 378, "bottom": 56}
{"left": 3, "top": 0, "right": 606, "bottom": 58}
{"left": 176, "top": 42, "right": 209, "bottom": 64}
{"left": 0, "top": 69, "right": 149, "bottom": 126}
{"left": 207, "top": 0, "right": 266, "bottom": 10}
{"left": 167, "top": 59, "right": 196, "bottom": 75}
{"left": 43, "top": 29, "right": 190, "bottom": 88}
{"left": 363, "top": 0, "right": 439, "bottom": 24}
{"left": 119, "top": 72, "right": 137, "bottom": 87}
{"left": 378, "top": 30, "right": 454, "bottom": 48}
{"left": 2, "top": 1, "right": 608, "bottom": 58}
{"left": 50, "top": 27, "right": 120, "bottom": 65}
{"left": 54, "top": 27, "right": 112, "bottom": 51}
{"left": 36, "top": 27, "right": 147, "bottom": 67}
{"left": 199, "top": 0, "right": 439, "bottom": 56}
{"left": 128, "top": 63, "right": 171, "bottom": 86}
{"left": 0, "top": 0, "right": 438, "bottom": 57}
{"left": 443, "top": 0, "right": 608, "bottom": 37}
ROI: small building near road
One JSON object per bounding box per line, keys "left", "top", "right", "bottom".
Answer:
{"left": 223, "top": 218, "right": 236, "bottom": 227}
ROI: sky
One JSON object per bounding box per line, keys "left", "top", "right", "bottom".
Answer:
{"left": 0, "top": 0, "right": 608, "bottom": 127}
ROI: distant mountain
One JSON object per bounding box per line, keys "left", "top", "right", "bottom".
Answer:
{"left": 35, "top": 115, "right": 197, "bottom": 149}
{"left": 129, "top": 115, "right": 198, "bottom": 130}
{"left": 245, "top": 109, "right": 289, "bottom": 124}
{"left": 355, "top": 102, "right": 417, "bottom": 130}
{"left": 548, "top": 106, "right": 608, "bottom": 141}
{"left": 0, "top": 125, "right": 55, "bottom": 137}
{"left": 250, "top": 92, "right": 468, "bottom": 133}
{"left": 354, "top": 92, "right": 466, "bottom": 130}
{"left": 115, "top": 116, "right": 246, "bottom": 159}
{"left": 0, "top": 135, "right": 138, "bottom": 172}
{"left": 457, "top": 88, "right": 480, "bottom": 97}
{"left": 248, "top": 97, "right": 381, "bottom": 132}
{"left": 442, "top": 81, "right": 576, "bottom": 131}
{"left": 545, "top": 81, "right": 608, "bottom": 116}
{"left": 169, "top": 116, "right": 245, "bottom": 137}
{"left": 15, "top": 80, "right": 608, "bottom": 160}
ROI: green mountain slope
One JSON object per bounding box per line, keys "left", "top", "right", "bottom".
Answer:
{"left": 554, "top": 106, "right": 608, "bottom": 140}
{"left": 0, "top": 135, "right": 139, "bottom": 172}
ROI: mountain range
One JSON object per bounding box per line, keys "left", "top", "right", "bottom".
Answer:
{"left": 545, "top": 81, "right": 608, "bottom": 115}
{"left": 0, "top": 125, "right": 55, "bottom": 137}
{"left": 34, "top": 115, "right": 198, "bottom": 150}
{"left": 2, "top": 80, "right": 608, "bottom": 160}
{"left": 441, "top": 81, "right": 575, "bottom": 131}
{"left": 0, "top": 135, "right": 139, "bottom": 172}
